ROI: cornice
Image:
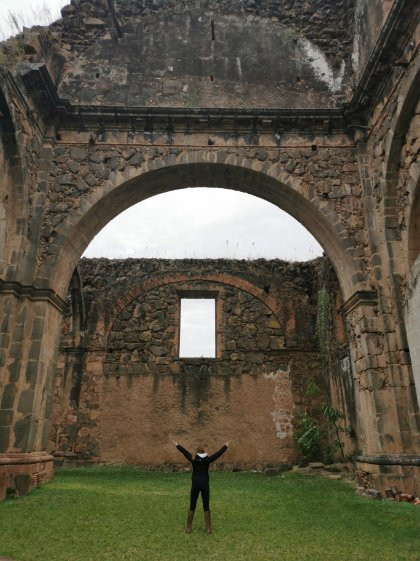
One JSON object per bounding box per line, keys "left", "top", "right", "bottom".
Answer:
{"left": 342, "top": 290, "right": 378, "bottom": 314}
{"left": 0, "top": 279, "right": 67, "bottom": 313}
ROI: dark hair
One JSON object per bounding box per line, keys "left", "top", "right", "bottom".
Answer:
{"left": 196, "top": 446, "right": 205, "bottom": 454}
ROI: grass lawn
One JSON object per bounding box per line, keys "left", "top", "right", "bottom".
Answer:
{"left": 0, "top": 467, "right": 418, "bottom": 561}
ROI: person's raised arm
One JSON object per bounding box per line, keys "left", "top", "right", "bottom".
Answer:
{"left": 208, "top": 442, "right": 228, "bottom": 463}
{"left": 173, "top": 441, "right": 193, "bottom": 462}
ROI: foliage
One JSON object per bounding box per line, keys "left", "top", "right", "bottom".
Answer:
{"left": 296, "top": 403, "right": 353, "bottom": 463}
{"left": 295, "top": 413, "right": 323, "bottom": 460}
{"left": 316, "top": 286, "right": 331, "bottom": 380}
{"left": 305, "top": 379, "right": 321, "bottom": 398}
{"left": 323, "top": 404, "right": 353, "bottom": 464}
{"left": 0, "top": 467, "right": 419, "bottom": 561}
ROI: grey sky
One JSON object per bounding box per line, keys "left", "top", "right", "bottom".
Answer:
{"left": 179, "top": 299, "right": 216, "bottom": 358}
{"left": 0, "top": 0, "right": 66, "bottom": 38}
{"left": 1, "top": 1, "right": 324, "bottom": 263}
{"left": 83, "top": 189, "right": 323, "bottom": 261}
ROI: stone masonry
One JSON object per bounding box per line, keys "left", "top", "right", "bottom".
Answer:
{"left": 0, "top": 0, "right": 419, "bottom": 498}
{"left": 50, "top": 257, "right": 351, "bottom": 469}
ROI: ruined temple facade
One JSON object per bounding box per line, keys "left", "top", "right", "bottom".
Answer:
{"left": 0, "top": 0, "right": 419, "bottom": 498}
{"left": 49, "top": 257, "right": 351, "bottom": 469}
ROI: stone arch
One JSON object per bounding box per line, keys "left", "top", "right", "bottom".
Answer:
{"left": 111, "top": 272, "right": 283, "bottom": 335}
{"left": 36, "top": 154, "right": 360, "bottom": 302}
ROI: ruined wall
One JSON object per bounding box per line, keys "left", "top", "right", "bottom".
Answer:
{"left": 57, "top": 0, "right": 354, "bottom": 108}
{"left": 352, "top": 0, "right": 395, "bottom": 80}
{"left": 50, "top": 258, "right": 349, "bottom": 469}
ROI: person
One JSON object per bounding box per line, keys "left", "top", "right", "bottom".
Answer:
{"left": 173, "top": 440, "right": 229, "bottom": 534}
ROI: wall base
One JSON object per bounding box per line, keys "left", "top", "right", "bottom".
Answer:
{"left": 0, "top": 452, "right": 54, "bottom": 500}
{"left": 356, "top": 456, "right": 420, "bottom": 497}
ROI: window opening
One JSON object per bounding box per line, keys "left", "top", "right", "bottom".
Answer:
{"left": 179, "top": 298, "right": 216, "bottom": 357}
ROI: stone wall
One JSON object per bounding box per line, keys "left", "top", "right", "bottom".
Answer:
{"left": 49, "top": 257, "right": 350, "bottom": 469}
{"left": 56, "top": 0, "right": 355, "bottom": 108}
{"left": 352, "top": 0, "right": 394, "bottom": 80}
{"left": 1, "top": 1, "right": 356, "bottom": 108}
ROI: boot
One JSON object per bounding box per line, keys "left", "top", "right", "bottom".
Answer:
{"left": 204, "top": 510, "right": 213, "bottom": 534}
{"left": 186, "top": 510, "right": 194, "bottom": 533}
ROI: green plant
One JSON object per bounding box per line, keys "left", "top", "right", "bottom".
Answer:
{"left": 316, "top": 287, "right": 331, "bottom": 382}
{"left": 305, "top": 379, "right": 321, "bottom": 398}
{"left": 295, "top": 413, "right": 323, "bottom": 460}
{"left": 323, "top": 404, "right": 352, "bottom": 463}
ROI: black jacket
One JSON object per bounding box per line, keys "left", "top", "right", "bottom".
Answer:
{"left": 176, "top": 444, "right": 228, "bottom": 486}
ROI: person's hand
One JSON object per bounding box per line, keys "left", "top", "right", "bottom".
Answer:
{"left": 225, "top": 441, "right": 229, "bottom": 447}
{"left": 172, "top": 440, "right": 178, "bottom": 447}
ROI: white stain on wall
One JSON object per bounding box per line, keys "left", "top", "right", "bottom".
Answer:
{"left": 264, "top": 366, "right": 294, "bottom": 440}
{"left": 300, "top": 39, "right": 346, "bottom": 93}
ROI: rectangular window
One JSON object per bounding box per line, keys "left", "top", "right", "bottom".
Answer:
{"left": 179, "top": 298, "right": 216, "bottom": 358}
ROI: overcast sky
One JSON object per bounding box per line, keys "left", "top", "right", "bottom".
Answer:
{"left": 0, "top": 0, "right": 66, "bottom": 38}
{"left": 83, "top": 189, "right": 323, "bottom": 261}
{"left": 1, "top": 0, "right": 323, "bottom": 264}
{"left": 180, "top": 298, "right": 216, "bottom": 358}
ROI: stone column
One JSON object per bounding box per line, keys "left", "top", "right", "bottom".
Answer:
{"left": 0, "top": 286, "right": 65, "bottom": 499}
{"left": 344, "top": 291, "right": 420, "bottom": 496}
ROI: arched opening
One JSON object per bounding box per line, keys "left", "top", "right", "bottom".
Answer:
{"left": 37, "top": 160, "right": 359, "bottom": 301}
{"left": 83, "top": 188, "right": 323, "bottom": 261}
{"left": 47, "top": 165, "right": 356, "bottom": 469}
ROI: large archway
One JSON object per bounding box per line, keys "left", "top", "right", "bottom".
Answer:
{"left": 36, "top": 157, "right": 360, "bottom": 302}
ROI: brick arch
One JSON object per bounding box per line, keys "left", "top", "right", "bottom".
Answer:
{"left": 36, "top": 153, "right": 360, "bottom": 301}
{"left": 108, "top": 272, "right": 283, "bottom": 337}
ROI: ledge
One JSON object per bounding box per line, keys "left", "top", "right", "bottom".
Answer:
{"left": 0, "top": 452, "right": 54, "bottom": 466}
{"left": 0, "top": 279, "right": 67, "bottom": 313}
{"left": 342, "top": 290, "right": 378, "bottom": 314}
{"left": 355, "top": 454, "right": 420, "bottom": 467}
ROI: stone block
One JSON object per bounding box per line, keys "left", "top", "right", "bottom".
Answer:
{"left": 18, "top": 389, "right": 35, "bottom": 414}
{"left": 1, "top": 384, "right": 16, "bottom": 410}
{"left": 0, "top": 410, "right": 13, "bottom": 426}
{"left": 83, "top": 17, "right": 106, "bottom": 29}
{"left": 0, "top": 426, "right": 10, "bottom": 453}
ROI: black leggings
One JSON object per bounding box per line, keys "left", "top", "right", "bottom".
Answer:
{"left": 189, "top": 483, "right": 210, "bottom": 511}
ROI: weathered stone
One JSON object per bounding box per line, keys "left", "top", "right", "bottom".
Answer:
{"left": 57, "top": 174, "right": 76, "bottom": 186}
{"left": 83, "top": 17, "right": 106, "bottom": 29}
{"left": 67, "top": 160, "right": 81, "bottom": 174}
{"left": 70, "top": 147, "right": 88, "bottom": 161}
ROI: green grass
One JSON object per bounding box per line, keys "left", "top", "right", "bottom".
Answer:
{"left": 0, "top": 467, "right": 419, "bottom": 561}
